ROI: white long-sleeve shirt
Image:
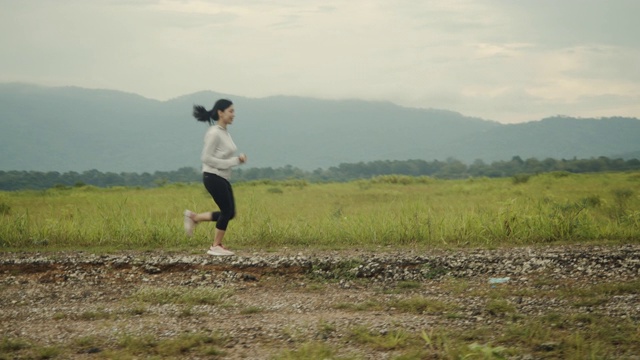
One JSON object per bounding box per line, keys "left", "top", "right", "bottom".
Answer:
{"left": 200, "top": 125, "right": 241, "bottom": 180}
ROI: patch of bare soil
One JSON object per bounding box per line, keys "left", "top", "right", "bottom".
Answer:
{"left": 1, "top": 245, "right": 639, "bottom": 359}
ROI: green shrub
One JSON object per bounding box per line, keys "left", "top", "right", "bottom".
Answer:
{"left": 512, "top": 173, "right": 531, "bottom": 184}
{"left": 581, "top": 194, "right": 602, "bottom": 208}
{"left": 0, "top": 201, "right": 9, "bottom": 215}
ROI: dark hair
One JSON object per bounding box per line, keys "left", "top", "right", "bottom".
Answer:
{"left": 192, "top": 99, "right": 233, "bottom": 125}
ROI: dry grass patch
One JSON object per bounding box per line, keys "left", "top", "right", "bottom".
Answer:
{"left": 129, "top": 286, "right": 233, "bottom": 306}
{"left": 348, "top": 326, "right": 413, "bottom": 351}
{"left": 106, "top": 332, "right": 227, "bottom": 359}
{"left": 273, "top": 341, "right": 359, "bottom": 360}
{"left": 392, "top": 296, "right": 458, "bottom": 315}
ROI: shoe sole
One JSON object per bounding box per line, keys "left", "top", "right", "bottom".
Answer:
{"left": 207, "top": 250, "right": 234, "bottom": 256}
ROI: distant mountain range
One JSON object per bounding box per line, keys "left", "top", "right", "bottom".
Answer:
{"left": 1, "top": 83, "right": 639, "bottom": 173}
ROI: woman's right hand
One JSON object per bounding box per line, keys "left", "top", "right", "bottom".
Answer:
{"left": 239, "top": 153, "right": 247, "bottom": 163}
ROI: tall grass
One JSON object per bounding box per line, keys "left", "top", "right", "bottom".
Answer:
{"left": 1, "top": 172, "right": 638, "bottom": 251}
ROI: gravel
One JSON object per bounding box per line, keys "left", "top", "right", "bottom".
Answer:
{"left": 1, "top": 244, "right": 639, "bottom": 359}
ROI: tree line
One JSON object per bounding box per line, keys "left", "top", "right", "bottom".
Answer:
{"left": 1, "top": 156, "right": 639, "bottom": 191}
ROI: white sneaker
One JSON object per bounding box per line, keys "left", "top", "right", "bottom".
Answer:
{"left": 183, "top": 210, "right": 196, "bottom": 237}
{"left": 206, "top": 246, "right": 235, "bottom": 256}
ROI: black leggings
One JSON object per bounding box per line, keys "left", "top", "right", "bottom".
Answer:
{"left": 203, "top": 172, "right": 236, "bottom": 231}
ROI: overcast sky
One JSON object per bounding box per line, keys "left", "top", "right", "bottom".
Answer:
{"left": 2, "top": 0, "right": 639, "bottom": 123}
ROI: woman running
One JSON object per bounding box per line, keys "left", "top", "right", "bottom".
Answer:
{"left": 184, "top": 99, "right": 247, "bottom": 256}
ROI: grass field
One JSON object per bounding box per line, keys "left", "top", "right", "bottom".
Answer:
{"left": 1, "top": 171, "right": 639, "bottom": 359}
{"left": 1, "top": 171, "right": 638, "bottom": 251}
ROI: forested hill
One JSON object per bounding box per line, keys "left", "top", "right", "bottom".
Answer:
{"left": 1, "top": 83, "right": 640, "bottom": 173}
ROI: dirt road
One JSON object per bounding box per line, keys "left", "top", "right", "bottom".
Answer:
{"left": 1, "top": 245, "right": 639, "bottom": 359}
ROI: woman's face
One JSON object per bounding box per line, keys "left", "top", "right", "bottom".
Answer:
{"left": 218, "top": 105, "right": 235, "bottom": 125}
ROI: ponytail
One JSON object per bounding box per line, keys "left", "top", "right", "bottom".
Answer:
{"left": 192, "top": 99, "right": 233, "bottom": 125}
{"left": 193, "top": 105, "right": 213, "bottom": 124}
